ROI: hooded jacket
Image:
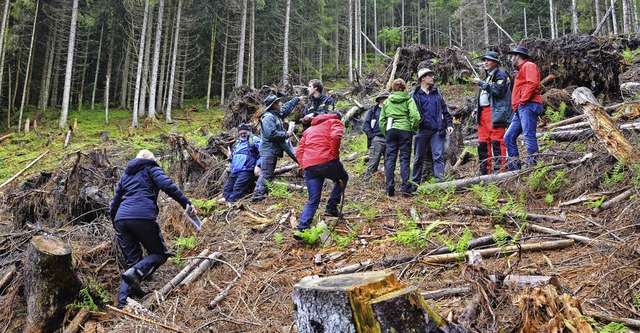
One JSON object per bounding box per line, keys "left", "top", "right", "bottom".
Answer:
{"left": 296, "top": 114, "right": 343, "bottom": 170}
{"left": 110, "top": 158, "right": 191, "bottom": 222}
{"left": 230, "top": 134, "right": 261, "bottom": 173}
{"left": 378, "top": 91, "right": 420, "bottom": 136}
{"left": 411, "top": 85, "right": 453, "bottom": 132}
{"left": 258, "top": 97, "right": 300, "bottom": 160}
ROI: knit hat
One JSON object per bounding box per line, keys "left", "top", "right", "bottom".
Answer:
{"left": 237, "top": 123, "right": 251, "bottom": 132}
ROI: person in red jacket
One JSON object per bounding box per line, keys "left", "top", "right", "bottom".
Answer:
{"left": 295, "top": 113, "right": 349, "bottom": 234}
{"left": 503, "top": 46, "right": 543, "bottom": 170}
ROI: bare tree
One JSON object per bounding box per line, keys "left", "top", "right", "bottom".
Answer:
{"left": 18, "top": 0, "right": 39, "bottom": 132}
{"left": 348, "top": 0, "right": 353, "bottom": 82}
{"left": 166, "top": 0, "right": 182, "bottom": 123}
{"left": 572, "top": 0, "right": 579, "bottom": 33}
{"left": 236, "top": 0, "right": 247, "bottom": 87}
{"left": 60, "top": 0, "right": 79, "bottom": 129}
{"left": 249, "top": 0, "right": 255, "bottom": 88}
{"left": 549, "top": 0, "right": 556, "bottom": 39}
{"left": 132, "top": 0, "right": 150, "bottom": 128}
{"left": 91, "top": 25, "right": 104, "bottom": 111}
{"left": 611, "top": 0, "right": 618, "bottom": 34}
{"left": 282, "top": 0, "right": 291, "bottom": 92}
{"left": 105, "top": 27, "right": 114, "bottom": 123}
{"left": 0, "top": 0, "right": 10, "bottom": 121}
{"left": 206, "top": 20, "right": 216, "bottom": 110}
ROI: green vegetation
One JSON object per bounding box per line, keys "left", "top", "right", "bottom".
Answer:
{"left": 389, "top": 212, "right": 442, "bottom": 250}
{"left": 331, "top": 223, "right": 363, "bottom": 248}
{"left": 604, "top": 161, "right": 626, "bottom": 186}
{"left": 470, "top": 182, "right": 501, "bottom": 209}
{"left": 168, "top": 236, "right": 196, "bottom": 265}
{"left": 191, "top": 198, "right": 217, "bottom": 215}
{"left": 544, "top": 193, "right": 554, "bottom": 204}
{"left": 585, "top": 195, "right": 606, "bottom": 209}
{"left": 545, "top": 102, "right": 567, "bottom": 122}
{"left": 265, "top": 180, "right": 294, "bottom": 199}
{"left": 544, "top": 168, "right": 571, "bottom": 192}
{"left": 294, "top": 223, "right": 328, "bottom": 245}
{"left": 273, "top": 233, "right": 283, "bottom": 243}
{"left": 417, "top": 184, "right": 457, "bottom": 211}
{"left": 346, "top": 200, "right": 378, "bottom": 221}
{"left": 622, "top": 46, "right": 635, "bottom": 62}
{"left": 66, "top": 278, "right": 110, "bottom": 311}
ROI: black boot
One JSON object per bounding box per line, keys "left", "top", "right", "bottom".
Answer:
{"left": 477, "top": 141, "right": 489, "bottom": 175}
{"left": 491, "top": 140, "right": 503, "bottom": 173}
{"left": 122, "top": 267, "right": 147, "bottom": 297}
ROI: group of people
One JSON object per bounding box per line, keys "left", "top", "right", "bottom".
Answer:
{"left": 109, "top": 45, "right": 542, "bottom": 307}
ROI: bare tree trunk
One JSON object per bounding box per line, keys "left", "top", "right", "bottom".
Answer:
{"left": 58, "top": 0, "right": 78, "bottom": 129}
{"left": 105, "top": 27, "right": 114, "bottom": 124}
{"left": 206, "top": 20, "right": 216, "bottom": 110}
{"left": 148, "top": 0, "right": 164, "bottom": 119}
{"left": 77, "top": 36, "right": 90, "bottom": 112}
{"left": 221, "top": 22, "right": 228, "bottom": 105}
{"left": 119, "top": 38, "right": 131, "bottom": 109}
{"left": 0, "top": 0, "right": 8, "bottom": 116}
{"left": 549, "top": 0, "right": 556, "bottom": 39}
{"left": 483, "top": 0, "right": 489, "bottom": 46}
{"left": 38, "top": 33, "right": 53, "bottom": 110}
{"left": 179, "top": 47, "right": 186, "bottom": 109}
{"left": 623, "top": 0, "right": 630, "bottom": 33}
{"left": 611, "top": 0, "right": 618, "bottom": 34}
{"left": 166, "top": 0, "right": 182, "bottom": 123}
{"left": 132, "top": 0, "right": 150, "bottom": 128}
{"left": 348, "top": 0, "right": 353, "bottom": 83}
{"left": 158, "top": 9, "right": 171, "bottom": 113}
{"left": 236, "top": 0, "right": 247, "bottom": 87}
{"left": 249, "top": 0, "right": 255, "bottom": 88}
{"left": 140, "top": 12, "right": 153, "bottom": 119}
{"left": 19, "top": 0, "right": 39, "bottom": 132}
{"left": 282, "top": 0, "right": 291, "bottom": 92}
{"left": 524, "top": 7, "right": 528, "bottom": 38}
{"left": 572, "top": 0, "right": 579, "bottom": 33}
{"left": 373, "top": 0, "right": 378, "bottom": 66}
{"left": 595, "top": 0, "right": 602, "bottom": 33}
{"left": 91, "top": 25, "right": 104, "bottom": 111}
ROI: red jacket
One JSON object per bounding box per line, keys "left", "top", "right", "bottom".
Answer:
{"left": 296, "top": 114, "right": 343, "bottom": 170}
{"left": 511, "top": 59, "right": 542, "bottom": 111}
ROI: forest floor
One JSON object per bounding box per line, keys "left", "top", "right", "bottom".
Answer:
{"left": 2, "top": 79, "right": 640, "bottom": 332}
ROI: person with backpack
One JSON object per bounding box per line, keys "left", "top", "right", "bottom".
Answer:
{"left": 503, "top": 46, "right": 543, "bottom": 170}
{"left": 379, "top": 78, "right": 420, "bottom": 197}
{"left": 295, "top": 113, "right": 348, "bottom": 235}
{"left": 362, "top": 91, "right": 388, "bottom": 182}
{"left": 302, "top": 79, "right": 335, "bottom": 130}
{"left": 251, "top": 94, "right": 300, "bottom": 202}
{"left": 471, "top": 51, "right": 513, "bottom": 175}
{"left": 411, "top": 68, "right": 453, "bottom": 184}
{"left": 110, "top": 149, "right": 198, "bottom": 309}
{"left": 220, "top": 123, "right": 261, "bottom": 203}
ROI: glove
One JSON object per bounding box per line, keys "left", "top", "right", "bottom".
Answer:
{"left": 254, "top": 166, "right": 261, "bottom": 176}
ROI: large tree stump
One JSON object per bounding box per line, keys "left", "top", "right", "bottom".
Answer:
{"left": 572, "top": 87, "right": 640, "bottom": 163}
{"left": 24, "top": 235, "right": 80, "bottom": 333}
{"left": 292, "top": 270, "right": 451, "bottom": 333}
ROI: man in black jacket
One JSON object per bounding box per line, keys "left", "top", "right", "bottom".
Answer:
{"left": 362, "top": 91, "right": 388, "bottom": 181}
{"left": 302, "top": 79, "right": 335, "bottom": 130}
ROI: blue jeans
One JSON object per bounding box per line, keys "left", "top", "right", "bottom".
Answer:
{"left": 384, "top": 129, "right": 413, "bottom": 193}
{"left": 223, "top": 170, "right": 255, "bottom": 202}
{"left": 412, "top": 129, "right": 446, "bottom": 183}
{"left": 114, "top": 219, "right": 169, "bottom": 306}
{"left": 298, "top": 160, "right": 349, "bottom": 230}
{"left": 504, "top": 102, "right": 543, "bottom": 170}
{"left": 253, "top": 155, "right": 278, "bottom": 197}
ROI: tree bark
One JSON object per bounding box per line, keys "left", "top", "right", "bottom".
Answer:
{"left": 24, "top": 235, "right": 79, "bottom": 333}
{"left": 60, "top": 0, "right": 79, "bottom": 129}
{"left": 90, "top": 25, "right": 104, "bottom": 111}
{"left": 572, "top": 87, "right": 640, "bottom": 163}
{"left": 206, "top": 19, "right": 216, "bottom": 110}
{"left": 148, "top": 0, "right": 164, "bottom": 119}
{"left": 282, "top": 0, "right": 291, "bottom": 93}
{"left": 166, "top": 0, "right": 182, "bottom": 123}
{"left": 0, "top": 0, "right": 9, "bottom": 113}
{"left": 236, "top": 0, "right": 247, "bottom": 87}
{"left": 19, "top": 0, "right": 39, "bottom": 133}
{"left": 132, "top": 0, "right": 150, "bottom": 128}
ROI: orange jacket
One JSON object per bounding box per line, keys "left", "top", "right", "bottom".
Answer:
{"left": 511, "top": 59, "right": 542, "bottom": 111}
{"left": 296, "top": 114, "right": 343, "bottom": 170}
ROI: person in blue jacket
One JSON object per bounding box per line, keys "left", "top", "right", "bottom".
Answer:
{"left": 110, "top": 149, "right": 198, "bottom": 309}
{"left": 220, "top": 123, "right": 261, "bottom": 203}
{"left": 362, "top": 91, "right": 388, "bottom": 182}
{"left": 251, "top": 94, "right": 300, "bottom": 202}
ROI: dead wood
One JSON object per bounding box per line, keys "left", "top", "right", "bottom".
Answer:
{"left": 515, "top": 285, "right": 594, "bottom": 332}
{"left": 386, "top": 48, "right": 402, "bottom": 90}
{"left": 526, "top": 223, "right": 601, "bottom": 246}
{"left": 608, "top": 100, "right": 640, "bottom": 120}
{"left": 545, "top": 114, "right": 586, "bottom": 129}
{"left": 559, "top": 192, "right": 612, "bottom": 206}
{"left": 341, "top": 105, "right": 361, "bottom": 125}
{"left": 179, "top": 251, "right": 221, "bottom": 286}
{"left": 106, "top": 305, "right": 185, "bottom": 333}
{"left": 593, "top": 187, "right": 637, "bottom": 214}
{"left": 552, "top": 121, "right": 590, "bottom": 131}
{"left": 0, "top": 264, "right": 16, "bottom": 294}
{"left": 0, "top": 132, "right": 14, "bottom": 142}
{"left": 209, "top": 248, "right": 249, "bottom": 309}
{"left": 572, "top": 87, "right": 640, "bottom": 163}
{"left": 274, "top": 164, "right": 298, "bottom": 175}
{"left": 62, "top": 308, "right": 89, "bottom": 333}
{"left": 64, "top": 130, "right": 72, "bottom": 148}
{"left": 431, "top": 234, "right": 507, "bottom": 255}
{"left": 360, "top": 31, "right": 392, "bottom": 61}
{"left": 0, "top": 150, "right": 48, "bottom": 191}
{"left": 422, "top": 239, "right": 575, "bottom": 264}
{"left": 421, "top": 286, "right": 472, "bottom": 300}
{"left": 454, "top": 205, "right": 566, "bottom": 223}
{"left": 585, "top": 310, "right": 640, "bottom": 329}
{"left": 330, "top": 260, "right": 373, "bottom": 274}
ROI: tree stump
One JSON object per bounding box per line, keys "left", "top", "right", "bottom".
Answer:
{"left": 292, "top": 270, "right": 449, "bottom": 333}
{"left": 572, "top": 87, "right": 640, "bottom": 163}
{"left": 24, "top": 235, "right": 80, "bottom": 333}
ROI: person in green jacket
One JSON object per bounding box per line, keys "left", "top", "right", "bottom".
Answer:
{"left": 379, "top": 78, "right": 420, "bottom": 196}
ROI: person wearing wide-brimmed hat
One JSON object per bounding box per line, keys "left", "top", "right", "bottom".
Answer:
{"left": 471, "top": 51, "right": 513, "bottom": 175}
{"left": 503, "top": 45, "right": 543, "bottom": 170}
{"left": 220, "top": 123, "right": 261, "bottom": 203}
{"left": 251, "top": 94, "right": 301, "bottom": 202}
{"left": 110, "top": 149, "right": 198, "bottom": 308}
{"left": 410, "top": 67, "right": 453, "bottom": 184}
{"left": 362, "top": 90, "right": 389, "bottom": 181}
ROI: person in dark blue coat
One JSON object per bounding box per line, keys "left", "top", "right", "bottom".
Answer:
{"left": 362, "top": 91, "right": 388, "bottom": 181}
{"left": 220, "top": 123, "right": 261, "bottom": 203}
{"left": 110, "top": 149, "right": 198, "bottom": 308}
{"left": 301, "top": 79, "right": 335, "bottom": 130}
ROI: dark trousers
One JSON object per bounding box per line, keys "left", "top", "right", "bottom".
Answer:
{"left": 114, "top": 218, "right": 169, "bottom": 306}
{"left": 412, "top": 129, "right": 446, "bottom": 183}
{"left": 253, "top": 155, "right": 278, "bottom": 197}
{"left": 384, "top": 129, "right": 413, "bottom": 194}
{"left": 223, "top": 170, "right": 256, "bottom": 202}
{"left": 298, "top": 160, "right": 349, "bottom": 230}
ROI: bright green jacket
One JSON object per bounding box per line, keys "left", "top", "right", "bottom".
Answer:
{"left": 379, "top": 91, "right": 420, "bottom": 136}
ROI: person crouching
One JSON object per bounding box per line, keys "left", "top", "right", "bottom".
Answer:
{"left": 295, "top": 113, "right": 349, "bottom": 234}
{"left": 220, "top": 123, "right": 261, "bottom": 203}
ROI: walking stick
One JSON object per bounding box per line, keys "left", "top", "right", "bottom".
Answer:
{"left": 338, "top": 179, "right": 346, "bottom": 218}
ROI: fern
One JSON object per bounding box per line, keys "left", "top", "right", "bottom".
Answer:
{"left": 492, "top": 225, "right": 510, "bottom": 249}
{"left": 585, "top": 196, "right": 606, "bottom": 209}
{"left": 273, "top": 233, "right": 283, "bottom": 243}
{"left": 66, "top": 279, "right": 110, "bottom": 312}
{"left": 265, "top": 180, "right": 293, "bottom": 198}
{"left": 512, "top": 222, "right": 528, "bottom": 244}
{"left": 546, "top": 102, "right": 567, "bottom": 122}
{"left": 294, "top": 223, "right": 328, "bottom": 245}
{"left": 470, "top": 182, "right": 501, "bottom": 209}
{"left": 190, "top": 198, "right": 216, "bottom": 215}
{"left": 454, "top": 228, "right": 473, "bottom": 260}
{"left": 604, "top": 161, "right": 626, "bottom": 186}
{"left": 168, "top": 236, "right": 196, "bottom": 265}
{"left": 544, "top": 168, "right": 571, "bottom": 192}
{"left": 528, "top": 162, "right": 549, "bottom": 191}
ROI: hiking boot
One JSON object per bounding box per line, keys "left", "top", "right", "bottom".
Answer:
{"left": 323, "top": 207, "right": 343, "bottom": 218}
{"left": 250, "top": 195, "right": 265, "bottom": 203}
{"left": 386, "top": 188, "right": 395, "bottom": 197}
{"left": 401, "top": 191, "right": 414, "bottom": 198}
{"left": 122, "top": 268, "right": 146, "bottom": 297}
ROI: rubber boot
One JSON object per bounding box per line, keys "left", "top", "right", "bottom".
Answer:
{"left": 491, "top": 140, "right": 503, "bottom": 173}
{"left": 477, "top": 141, "right": 489, "bottom": 175}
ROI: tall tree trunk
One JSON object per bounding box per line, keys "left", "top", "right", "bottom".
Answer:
{"left": 77, "top": 36, "right": 90, "bottom": 112}
{"left": 622, "top": 0, "right": 630, "bottom": 33}
{"left": 91, "top": 25, "right": 104, "bottom": 111}
{"left": 483, "top": 0, "right": 489, "bottom": 46}
{"left": 611, "top": 0, "right": 618, "bottom": 34}
{"left": 119, "top": 39, "right": 131, "bottom": 109}
{"left": 373, "top": 0, "right": 378, "bottom": 66}
{"left": 221, "top": 22, "right": 228, "bottom": 105}
{"left": 19, "top": 0, "right": 39, "bottom": 132}
{"left": 59, "top": 0, "right": 78, "bottom": 129}
{"left": 139, "top": 12, "right": 153, "bottom": 119}
{"left": 179, "top": 47, "right": 186, "bottom": 109}
{"left": 595, "top": 0, "right": 602, "bottom": 34}
{"left": 132, "top": 0, "right": 150, "bottom": 128}
{"left": 166, "top": 0, "right": 182, "bottom": 123}
{"left": 148, "top": 0, "right": 163, "bottom": 118}
{"left": 524, "top": 7, "right": 528, "bottom": 38}
{"left": 105, "top": 26, "right": 114, "bottom": 124}
{"left": 158, "top": 8, "right": 172, "bottom": 114}
{"left": 334, "top": 14, "right": 339, "bottom": 76}
{"left": 282, "top": 0, "right": 291, "bottom": 92}
{"left": 236, "top": 0, "right": 247, "bottom": 87}
{"left": 572, "top": 0, "right": 579, "bottom": 33}
{"left": 549, "top": 0, "right": 556, "bottom": 39}
{"left": 401, "top": 0, "right": 405, "bottom": 47}
{"left": 0, "top": 0, "right": 9, "bottom": 116}
{"left": 206, "top": 19, "right": 216, "bottom": 111}
{"left": 249, "top": 0, "right": 255, "bottom": 88}
{"left": 38, "top": 33, "right": 53, "bottom": 110}
{"left": 348, "top": 0, "right": 353, "bottom": 83}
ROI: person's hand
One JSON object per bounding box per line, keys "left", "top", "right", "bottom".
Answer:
{"left": 188, "top": 204, "right": 198, "bottom": 217}
{"left": 299, "top": 95, "right": 308, "bottom": 104}
{"left": 471, "top": 110, "right": 477, "bottom": 120}
{"left": 303, "top": 114, "right": 314, "bottom": 123}
{"left": 287, "top": 130, "right": 293, "bottom": 138}
{"left": 472, "top": 77, "right": 481, "bottom": 85}
{"left": 254, "top": 166, "right": 261, "bottom": 176}
{"left": 447, "top": 126, "right": 454, "bottom": 135}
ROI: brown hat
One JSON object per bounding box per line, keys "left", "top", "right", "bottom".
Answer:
{"left": 375, "top": 91, "right": 389, "bottom": 102}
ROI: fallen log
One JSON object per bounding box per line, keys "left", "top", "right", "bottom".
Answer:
{"left": 454, "top": 205, "right": 565, "bottom": 223}
{"left": 607, "top": 100, "right": 640, "bottom": 120}
{"left": 24, "top": 234, "right": 80, "bottom": 333}
{"left": 422, "top": 239, "right": 575, "bottom": 264}
{"left": 273, "top": 180, "right": 306, "bottom": 191}
{"left": 559, "top": 192, "right": 612, "bottom": 207}
{"left": 274, "top": 164, "right": 298, "bottom": 175}
{"left": 526, "top": 223, "right": 600, "bottom": 245}
{"left": 593, "top": 187, "right": 637, "bottom": 214}
{"left": 0, "top": 150, "right": 49, "bottom": 191}
{"left": 62, "top": 308, "right": 90, "bottom": 333}
{"left": 585, "top": 310, "right": 640, "bottom": 330}
{"left": 0, "top": 264, "right": 16, "bottom": 294}
{"left": 572, "top": 87, "right": 640, "bottom": 163}
{"left": 386, "top": 48, "right": 402, "bottom": 90}
{"left": 545, "top": 114, "right": 586, "bottom": 129}
{"left": 341, "top": 105, "right": 361, "bottom": 125}
{"left": 179, "top": 252, "right": 221, "bottom": 286}
{"left": 421, "top": 286, "right": 472, "bottom": 300}
{"left": 330, "top": 260, "right": 373, "bottom": 274}
{"left": 0, "top": 132, "right": 14, "bottom": 142}
{"left": 431, "top": 234, "right": 507, "bottom": 255}
{"left": 553, "top": 121, "right": 590, "bottom": 131}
